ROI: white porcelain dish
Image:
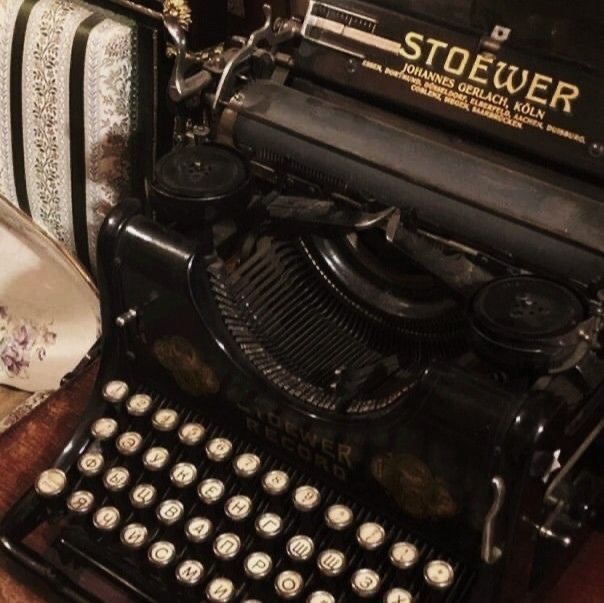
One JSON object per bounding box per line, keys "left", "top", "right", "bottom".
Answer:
{"left": 0, "top": 196, "right": 99, "bottom": 392}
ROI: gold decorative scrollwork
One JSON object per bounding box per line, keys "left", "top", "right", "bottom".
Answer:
{"left": 162, "top": 0, "right": 192, "bottom": 30}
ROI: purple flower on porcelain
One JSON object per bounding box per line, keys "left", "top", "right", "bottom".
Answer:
{"left": 13, "top": 324, "right": 37, "bottom": 351}
{"left": 1, "top": 342, "right": 27, "bottom": 376}
{"left": 0, "top": 308, "right": 58, "bottom": 380}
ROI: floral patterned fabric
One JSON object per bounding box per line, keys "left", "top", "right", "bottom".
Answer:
{"left": 0, "top": 0, "right": 137, "bottom": 271}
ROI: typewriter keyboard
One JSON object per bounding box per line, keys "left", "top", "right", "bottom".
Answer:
{"left": 34, "top": 382, "right": 473, "bottom": 602}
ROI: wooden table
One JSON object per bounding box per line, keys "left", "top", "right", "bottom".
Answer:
{"left": 0, "top": 363, "right": 601, "bottom": 602}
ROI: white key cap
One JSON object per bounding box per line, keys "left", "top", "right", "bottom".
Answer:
{"left": 185, "top": 516, "right": 213, "bottom": 543}
{"left": 77, "top": 452, "right": 105, "bottom": 477}
{"left": 126, "top": 393, "right": 153, "bottom": 416}
{"left": 317, "top": 549, "right": 346, "bottom": 577}
{"left": 356, "top": 522, "right": 386, "bottom": 550}
{"left": 255, "top": 512, "right": 283, "bottom": 539}
{"left": 206, "top": 577, "right": 235, "bottom": 602}
{"left": 151, "top": 408, "right": 179, "bottom": 432}
{"left": 351, "top": 568, "right": 381, "bottom": 598}
{"left": 213, "top": 532, "right": 241, "bottom": 561}
{"left": 307, "top": 592, "right": 335, "bottom": 603}
{"left": 383, "top": 587, "right": 414, "bottom": 603}
{"left": 93, "top": 506, "right": 121, "bottom": 532}
{"left": 324, "top": 504, "right": 354, "bottom": 531}
{"left": 197, "top": 478, "right": 225, "bottom": 504}
{"left": 292, "top": 485, "right": 321, "bottom": 512}
{"left": 274, "top": 570, "right": 304, "bottom": 599}
{"left": 233, "top": 453, "right": 261, "bottom": 478}
{"left": 170, "top": 462, "right": 197, "bottom": 488}
{"left": 147, "top": 541, "right": 176, "bottom": 567}
{"left": 178, "top": 422, "right": 206, "bottom": 446}
{"left": 120, "top": 523, "right": 149, "bottom": 550}
{"left": 129, "top": 483, "right": 158, "bottom": 509}
{"left": 175, "top": 559, "right": 204, "bottom": 586}
{"left": 103, "top": 466, "right": 130, "bottom": 492}
{"left": 286, "top": 535, "right": 315, "bottom": 563}
{"left": 224, "top": 495, "right": 253, "bottom": 521}
{"left": 116, "top": 431, "right": 144, "bottom": 456}
{"left": 66, "top": 490, "right": 95, "bottom": 515}
{"left": 156, "top": 499, "right": 185, "bottom": 526}
{"left": 244, "top": 551, "right": 273, "bottom": 580}
{"left": 90, "top": 417, "right": 118, "bottom": 441}
{"left": 205, "top": 437, "right": 233, "bottom": 462}
{"left": 424, "top": 559, "right": 454, "bottom": 590}
{"left": 103, "top": 380, "right": 129, "bottom": 404}
{"left": 389, "top": 542, "right": 419, "bottom": 570}
{"left": 35, "top": 468, "right": 67, "bottom": 498}
{"left": 261, "top": 470, "right": 290, "bottom": 496}
{"left": 142, "top": 446, "right": 170, "bottom": 472}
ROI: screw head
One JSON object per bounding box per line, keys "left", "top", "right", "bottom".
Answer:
{"left": 588, "top": 141, "right": 604, "bottom": 158}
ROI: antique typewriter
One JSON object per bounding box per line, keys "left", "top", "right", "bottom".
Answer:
{"left": 2, "top": 1, "right": 603, "bottom": 602}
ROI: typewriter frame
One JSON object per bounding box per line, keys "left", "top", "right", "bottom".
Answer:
{"left": 1, "top": 1, "right": 603, "bottom": 601}
{"left": 0, "top": 197, "right": 601, "bottom": 602}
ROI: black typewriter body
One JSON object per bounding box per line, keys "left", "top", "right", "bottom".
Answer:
{"left": 1, "top": 1, "right": 603, "bottom": 602}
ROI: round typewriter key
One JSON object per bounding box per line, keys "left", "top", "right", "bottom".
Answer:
{"left": 152, "top": 408, "right": 180, "bottom": 432}
{"left": 143, "top": 446, "right": 170, "bottom": 472}
{"left": 178, "top": 422, "right": 206, "bottom": 446}
{"left": 255, "top": 512, "right": 283, "bottom": 539}
{"left": 424, "top": 560, "right": 454, "bottom": 590}
{"left": 93, "top": 506, "right": 121, "bottom": 532}
{"left": 90, "top": 417, "right": 118, "bottom": 441}
{"left": 103, "top": 466, "right": 131, "bottom": 492}
{"left": 317, "top": 549, "right": 347, "bottom": 577}
{"left": 224, "top": 495, "right": 253, "bottom": 522}
{"left": 66, "top": 490, "right": 95, "bottom": 515}
{"left": 120, "top": 523, "right": 149, "bottom": 549}
{"left": 293, "top": 485, "right": 321, "bottom": 512}
{"left": 156, "top": 499, "right": 185, "bottom": 526}
{"left": 389, "top": 542, "right": 419, "bottom": 570}
{"left": 148, "top": 540, "right": 176, "bottom": 567}
{"left": 384, "top": 588, "right": 414, "bottom": 603}
{"left": 175, "top": 559, "right": 204, "bottom": 586}
{"left": 351, "top": 568, "right": 381, "bottom": 598}
{"left": 356, "top": 522, "right": 386, "bottom": 551}
{"left": 275, "top": 570, "right": 304, "bottom": 599}
{"left": 126, "top": 393, "right": 153, "bottom": 416}
{"left": 244, "top": 551, "right": 273, "bottom": 580}
{"left": 324, "top": 504, "right": 354, "bottom": 531}
{"left": 77, "top": 452, "right": 105, "bottom": 477}
{"left": 206, "top": 437, "right": 233, "bottom": 462}
{"left": 206, "top": 577, "right": 235, "bottom": 602}
{"left": 103, "top": 380, "right": 129, "bottom": 404}
{"left": 198, "top": 477, "right": 225, "bottom": 504}
{"left": 213, "top": 532, "right": 241, "bottom": 561}
{"left": 35, "top": 468, "right": 67, "bottom": 498}
{"left": 116, "top": 431, "right": 144, "bottom": 456}
{"left": 185, "top": 516, "right": 213, "bottom": 543}
{"left": 286, "top": 535, "right": 315, "bottom": 563}
{"left": 307, "top": 592, "right": 335, "bottom": 603}
{"left": 262, "top": 470, "right": 290, "bottom": 496}
{"left": 233, "top": 452, "right": 261, "bottom": 478}
{"left": 129, "top": 483, "right": 158, "bottom": 509}
{"left": 170, "top": 462, "right": 198, "bottom": 488}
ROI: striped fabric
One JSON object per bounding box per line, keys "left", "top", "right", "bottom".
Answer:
{"left": 0, "top": 0, "right": 138, "bottom": 272}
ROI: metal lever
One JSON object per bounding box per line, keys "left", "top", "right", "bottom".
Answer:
{"left": 164, "top": 16, "right": 212, "bottom": 102}
{"left": 482, "top": 476, "right": 505, "bottom": 564}
{"left": 263, "top": 195, "right": 395, "bottom": 230}
{"left": 213, "top": 4, "right": 300, "bottom": 110}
